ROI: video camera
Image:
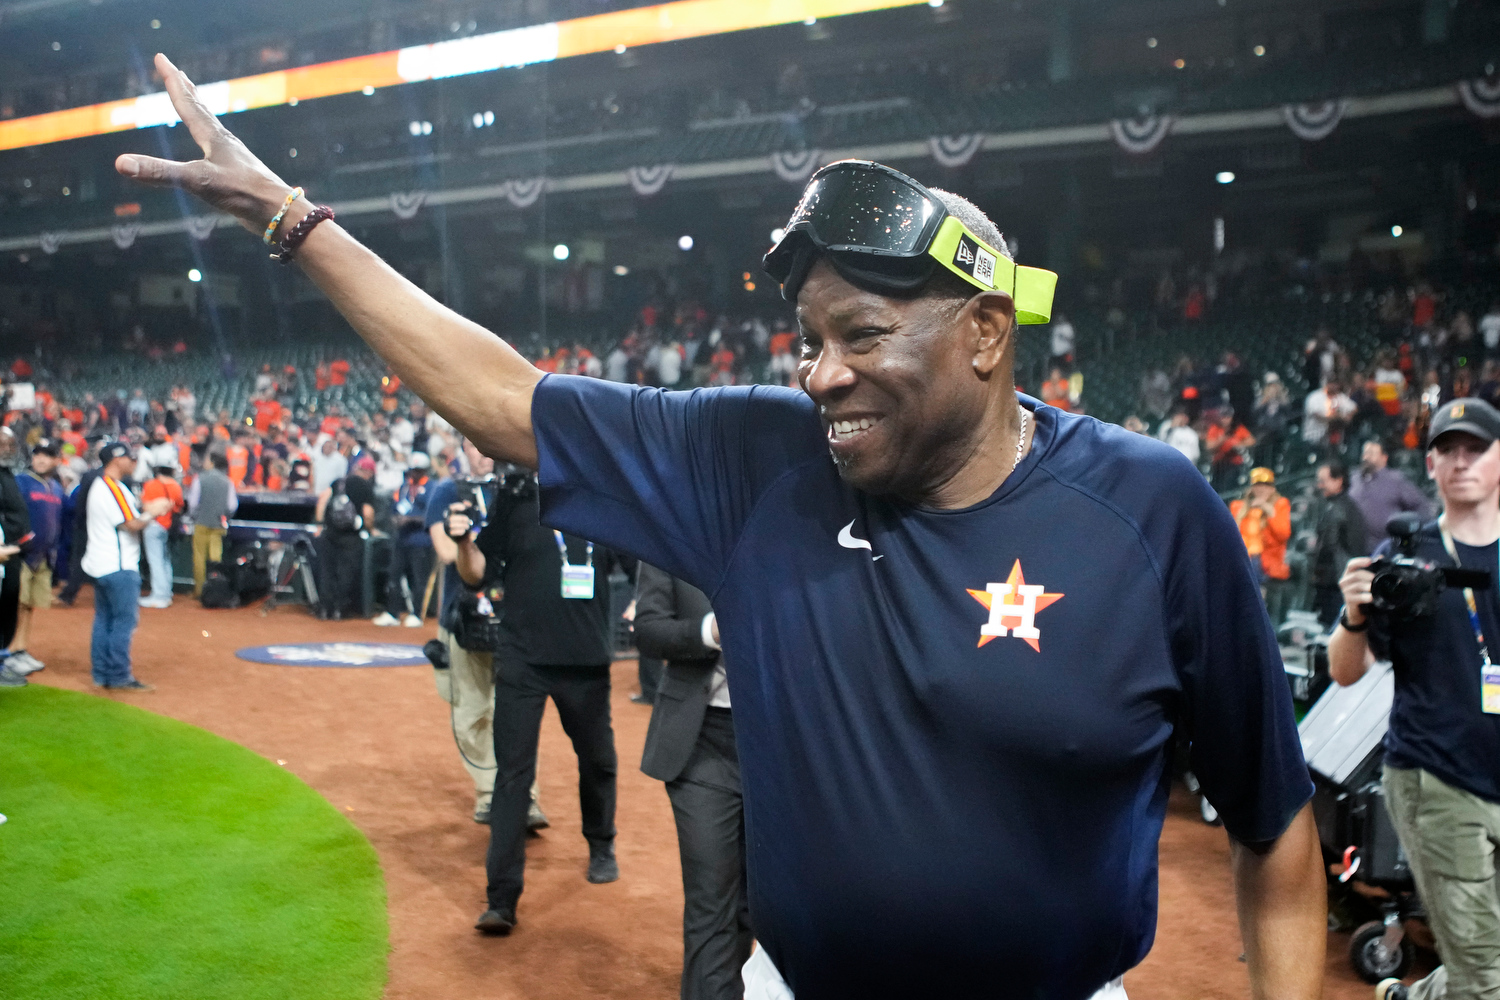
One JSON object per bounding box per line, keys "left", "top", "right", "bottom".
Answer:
{"left": 449, "top": 465, "right": 536, "bottom": 529}
{"left": 1367, "top": 513, "right": 1490, "bottom": 619}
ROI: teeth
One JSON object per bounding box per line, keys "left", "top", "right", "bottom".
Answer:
{"left": 828, "top": 417, "right": 878, "bottom": 440}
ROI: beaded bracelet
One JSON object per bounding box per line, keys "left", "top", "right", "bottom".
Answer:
{"left": 270, "top": 205, "right": 335, "bottom": 264}
{"left": 262, "top": 187, "right": 304, "bottom": 245}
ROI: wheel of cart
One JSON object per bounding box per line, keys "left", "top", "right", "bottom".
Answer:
{"left": 1349, "top": 916, "right": 1415, "bottom": 983}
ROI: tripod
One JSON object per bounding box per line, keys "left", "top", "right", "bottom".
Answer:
{"left": 263, "top": 535, "right": 320, "bottom": 615}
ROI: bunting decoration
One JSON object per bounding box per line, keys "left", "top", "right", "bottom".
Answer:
{"left": 389, "top": 190, "right": 427, "bottom": 220}
{"left": 184, "top": 215, "right": 219, "bottom": 241}
{"left": 770, "top": 149, "right": 821, "bottom": 183}
{"left": 503, "top": 177, "right": 545, "bottom": 208}
{"left": 1282, "top": 100, "right": 1347, "bottom": 141}
{"left": 1457, "top": 77, "right": 1500, "bottom": 119}
{"left": 627, "top": 164, "right": 673, "bottom": 197}
{"left": 928, "top": 133, "right": 984, "bottom": 169}
{"left": 1108, "top": 115, "right": 1173, "bottom": 155}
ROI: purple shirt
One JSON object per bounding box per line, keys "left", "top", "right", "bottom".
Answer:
{"left": 1349, "top": 466, "right": 1434, "bottom": 554}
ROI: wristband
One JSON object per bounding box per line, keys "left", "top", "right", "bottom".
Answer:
{"left": 271, "top": 205, "right": 335, "bottom": 263}
{"left": 262, "top": 187, "right": 304, "bottom": 245}
{"left": 1339, "top": 609, "right": 1369, "bottom": 633}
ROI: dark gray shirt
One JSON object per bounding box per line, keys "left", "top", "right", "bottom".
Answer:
{"left": 1350, "top": 466, "right": 1433, "bottom": 554}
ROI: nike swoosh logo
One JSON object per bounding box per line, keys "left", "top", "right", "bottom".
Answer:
{"left": 838, "top": 520, "right": 881, "bottom": 560}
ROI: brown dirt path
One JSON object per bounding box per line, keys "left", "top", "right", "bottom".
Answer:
{"left": 28, "top": 594, "right": 1406, "bottom": 998}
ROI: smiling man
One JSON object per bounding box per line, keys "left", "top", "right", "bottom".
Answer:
{"left": 119, "top": 54, "right": 1324, "bottom": 1000}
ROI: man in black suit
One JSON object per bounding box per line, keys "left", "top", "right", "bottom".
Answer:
{"left": 636, "top": 562, "right": 752, "bottom": 1000}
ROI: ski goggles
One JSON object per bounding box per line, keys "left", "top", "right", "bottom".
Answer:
{"left": 763, "top": 160, "right": 1057, "bottom": 324}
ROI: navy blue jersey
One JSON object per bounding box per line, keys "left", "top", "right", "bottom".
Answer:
{"left": 533, "top": 376, "right": 1311, "bottom": 998}
{"left": 1368, "top": 527, "right": 1500, "bottom": 803}
{"left": 423, "top": 478, "right": 464, "bottom": 621}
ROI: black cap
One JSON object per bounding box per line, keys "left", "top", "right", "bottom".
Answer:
{"left": 98, "top": 441, "right": 132, "bottom": 465}
{"left": 31, "top": 438, "right": 59, "bottom": 456}
{"left": 1429, "top": 397, "right": 1500, "bottom": 446}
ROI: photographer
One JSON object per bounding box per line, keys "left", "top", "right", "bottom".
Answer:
{"left": 1329, "top": 398, "right": 1500, "bottom": 1000}
{"left": 446, "top": 471, "right": 631, "bottom": 936}
{"left": 424, "top": 440, "right": 544, "bottom": 829}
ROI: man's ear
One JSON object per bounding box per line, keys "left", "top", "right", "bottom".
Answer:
{"left": 969, "top": 291, "right": 1017, "bottom": 377}
{"left": 1426, "top": 451, "right": 1436, "bottom": 481}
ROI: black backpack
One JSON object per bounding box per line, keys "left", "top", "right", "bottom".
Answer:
{"left": 70, "top": 469, "right": 102, "bottom": 564}
{"left": 200, "top": 561, "right": 239, "bottom": 609}
{"left": 325, "top": 480, "right": 360, "bottom": 532}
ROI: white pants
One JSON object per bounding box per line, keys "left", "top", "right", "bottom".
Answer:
{"left": 741, "top": 946, "right": 1128, "bottom": 1000}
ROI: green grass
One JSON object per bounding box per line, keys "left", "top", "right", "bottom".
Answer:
{"left": 0, "top": 686, "right": 387, "bottom": 1000}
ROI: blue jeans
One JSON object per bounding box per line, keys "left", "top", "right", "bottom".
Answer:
{"left": 143, "top": 522, "right": 172, "bottom": 602}
{"left": 92, "top": 570, "right": 141, "bottom": 686}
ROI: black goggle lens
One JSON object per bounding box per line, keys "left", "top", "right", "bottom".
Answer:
{"left": 785, "top": 167, "right": 938, "bottom": 257}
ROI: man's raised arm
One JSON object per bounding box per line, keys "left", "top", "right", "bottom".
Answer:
{"left": 115, "top": 53, "right": 541, "bottom": 466}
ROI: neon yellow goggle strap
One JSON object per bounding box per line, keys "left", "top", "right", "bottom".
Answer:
{"left": 926, "top": 216, "right": 1057, "bottom": 325}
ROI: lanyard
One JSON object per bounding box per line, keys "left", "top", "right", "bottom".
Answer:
{"left": 1437, "top": 520, "right": 1499, "bottom": 667}
{"left": 553, "top": 530, "right": 593, "bottom": 569}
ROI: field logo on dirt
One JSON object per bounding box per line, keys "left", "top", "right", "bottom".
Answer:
{"left": 235, "top": 642, "right": 431, "bottom": 667}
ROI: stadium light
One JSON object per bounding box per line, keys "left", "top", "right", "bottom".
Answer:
{"left": 927, "top": 0, "right": 942, "bottom": 7}
{"left": 553, "top": 243, "right": 570, "bottom": 260}
{"left": 472, "top": 113, "right": 483, "bottom": 128}
{"left": 1391, "top": 225, "right": 1403, "bottom": 238}
{"left": 484, "top": 110, "right": 494, "bottom": 125}
{"left": 1146, "top": 37, "right": 1157, "bottom": 48}
{"left": 363, "top": 86, "right": 376, "bottom": 96}
{"left": 771, "top": 227, "right": 786, "bottom": 244}
{"left": 187, "top": 268, "right": 202, "bottom": 282}
{"left": 1253, "top": 44, "right": 1266, "bottom": 56}
{"left": 678, "top": 235, "right": 694, "bottom": 251}
{"left": 150, "top": 19, "right": 160, "bottom": 29}
{"left": 1216, "top": 171, "right": 1235, "bottom": 184}
{"left": 613, "top": 264, "right": 629, "bottom": 276}
{"left": 615, "top": 44, "right": 627, "bottom": 54}
{"left": 803, "top": 16, "right": 817, "bottom": 25}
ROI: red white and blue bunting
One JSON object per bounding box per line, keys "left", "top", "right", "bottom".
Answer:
{"left": 1457, "top": 77, "right": 1500, "bottom": 119}
{"left": 1283, "top": 100, "right": 1347, "bottom": 141}
{"left": 928, "top": 133, "right": 985, "bottom": 169}
{"left": 184, "top": 215, "right": 218, "bottom": 241}
{"left": 503, "top": 177, "right": 545, "bottom": 208}
{"left": 1109, "top": 115, "right": 1173, "bottom": 155}
{"left": 627, "top": 164, "right": 673, "bottom": 197}
{"left": 770, "top": 149, "right": 821, "bottom": 184}
{"left": 389, "top": 190, "right": 426, "bottom": 220}
{"left": 111, "top": 223, "right": 140, "bottom": 250}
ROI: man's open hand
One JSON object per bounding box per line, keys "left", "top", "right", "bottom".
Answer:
{"left": 114, "top": 53, "right": 294, "bottom": 235}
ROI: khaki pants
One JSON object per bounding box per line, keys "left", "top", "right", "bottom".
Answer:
{"left": 437, "top": 629, "right": 537, "bottom": 808}
{"left": 1383, "top": 766, "right": 1500, "bottom": 1000}
{"left": 192, "top": 525, "right": 226, "bottom": 597}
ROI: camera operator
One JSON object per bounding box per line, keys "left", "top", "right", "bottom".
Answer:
{"left": 446, "top": 470, "right": 631, "bottom": 935}
{"left": 424, "top": 439, "right": 544, "bottom": 829}
{"left": 1329, "top": 398, "right": 1500, "bottom": 1000}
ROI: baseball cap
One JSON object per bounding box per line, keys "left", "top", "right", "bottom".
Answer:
{"left": 355, "top": 455, "right": 377, "bottom": 471}
{"left": 31, "top": 438, "right": 59, "bottom": 456}
{"left": 408, "top": 451, "right": 431, "bottom": 470}
{"left": 98, "top": 441, "right": 132, "bottom": 464}
{"left": 1250, "top": 467, "right": 1275, "bottom": 485}
{"left": 1429, "top": 397, "right": 1500, "bottom": 447}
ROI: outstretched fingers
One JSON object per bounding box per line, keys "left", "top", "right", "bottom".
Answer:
{"left": 154, "top": 52, "right": 224, "bottom": 156}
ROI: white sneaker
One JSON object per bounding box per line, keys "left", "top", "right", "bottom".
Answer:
{"left": 8, "top": 651, "right": 44, "bottom": 675}
{"left": 402, "top": 614, "right": 422, "bottom": 628}
{"left": 371, "top": 612, "right": 400, "bottom": 627}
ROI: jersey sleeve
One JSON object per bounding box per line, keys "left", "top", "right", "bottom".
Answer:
{"left": 531, "top": 374, "right": 822, "bottom": 595}
{"left": 1156, "top": 465, "right": 1314, "bottom": 844}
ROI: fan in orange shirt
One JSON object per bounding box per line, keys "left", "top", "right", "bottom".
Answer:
{"left": 1229, "top": 468, "right": 1293, "bottom": 628}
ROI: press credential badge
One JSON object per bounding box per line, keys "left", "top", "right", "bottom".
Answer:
{"left": 555, "top": 531, "right": 596, "bottom": 600}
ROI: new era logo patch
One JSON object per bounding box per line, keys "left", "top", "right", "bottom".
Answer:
{"left": 952, "top": 234, "right": 997, "bottom": 289}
